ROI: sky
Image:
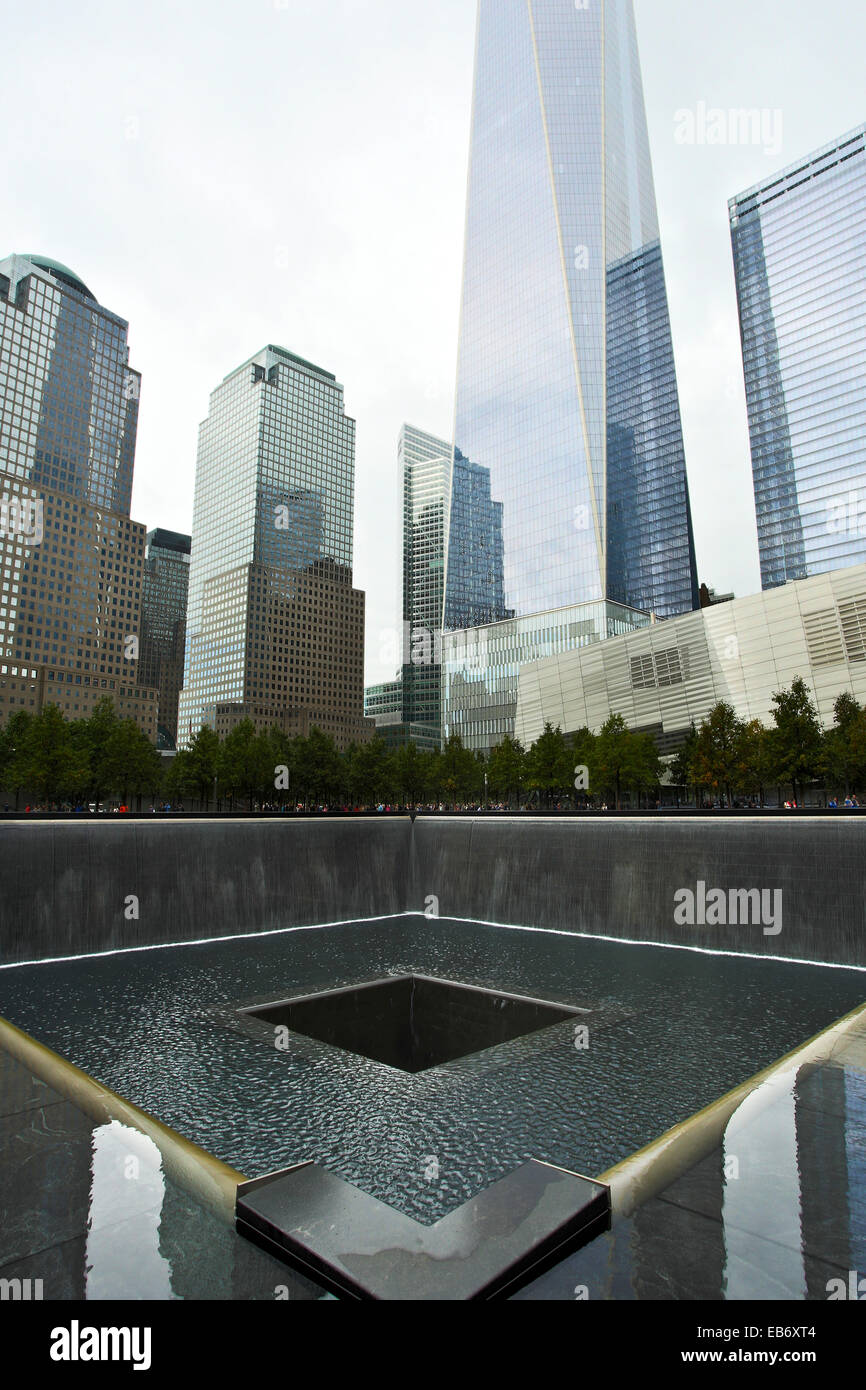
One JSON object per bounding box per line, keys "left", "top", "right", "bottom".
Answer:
{"left": 2, "top": 0, "right": 865, "bottom": 685}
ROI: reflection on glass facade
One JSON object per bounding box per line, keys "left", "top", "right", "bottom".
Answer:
{"left": 140, "top": 529, "right": 191, "bottom": 749}
{"left": 178, "top": 346, "right": 370, "bottom": 749}
{"left": 400, "top": 425, "right": 451, "bottom": 741}
{"left": 0, "top": 254, "right": 157, "bottom": 736}
{"left": 444, "top": 599, "right": 650, "bottom": 749}
{"left": 442, "top": 0, "right": 697, "bottom": 751}
{"left": 730, "top": 125, "right": 866, "bottom": 590}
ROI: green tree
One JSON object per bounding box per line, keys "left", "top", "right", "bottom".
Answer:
{"left": 18, "top": 705, "right": 90, "bottom": 804}
{"left": 292, "top": 727, "right": 342, "bottom": 807}
{"left": 590, "top": 714, "right": 659, "bottom": 810}
{"left": 0, "top": 710, "right": 35, "bottom": 809}
{"left": 737, "top": 719, "right": 772, "bottom": 806}
{"left": 821, "top": 693, "right": 864, "bottom": 799}
{"left": 669, "top": 722, "right": 699, "bottom": 805}
{"left": 185, "top": 726, "right": 222, "bottom": 810}
{"left": 487, "top": 734, "right": 526, "bottom": 807}
{"left": 767, "top": 676, "right": 824, "bottom": 804}
{"left": 692, "top": 702, "right": 747, "bottom": 804}
{"left": 525, "top": 723, "right": 572, "bottom": 806}
{"left": 570, "top": 727, "right": 597, "bottom": 807}
{"left": 345, "top": 737, "right": 394, "bottom": 806}
{"left": 82, "top": 697, "right": 121, "bottom": 810}
{"left": 438, "top": 734, "right": 479, "bottom": 808}
{"left": 100, "top": 719, "right": 162, "bottom": 808}
{"left": 219, "top": 721, "right": 275, "bottom": 811}
{"left": 392, "top": 741, "right": 428, "bottom": 806}
{"left": 164, "top": 748, "right": 195, "bottom": 807}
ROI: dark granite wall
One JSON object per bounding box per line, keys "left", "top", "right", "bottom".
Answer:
{"left": 408, "top": 817, "right": 865, "bottom": 968}
{"left": 0, "top": 818, "right": 410, "bottom": 965}
{"left": 1, "top": 815, "right": 862, "bottom": 968}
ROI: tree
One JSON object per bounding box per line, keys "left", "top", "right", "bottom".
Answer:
{"left": 570, "top": 727, "right": 596, "bottom": 807}
{"left": 821, "top": 693, "right": 865, "bottom": 799}
{"left": 767, "top": 677, "right": 824, "bottom": 804}
{"left": 219, "top": 721, "right": 275, "bottom": 811}
{"left": 392, "top": 741, "right": 428, "bottom": 807}
{"left": 164, "top": 748, "right": 195, "bottom": 807}
{"left": 100, "top": 719, "right": 162, "bottom": 808}
{"left": 590, "top": 714, "right": 659, "bottom": 810}
{"left": 438, "top": 734, "right": 480, "bottom": 808}
{"left": 17, "top": 705, "right": 90, "bottom": 804}
{"left": 737, "top": 719, "right": 772, "bottom": 806}
{"left": 345, "top": 738, "right": 394, "bottom": 806}
{"left": 292, "top": 727, "right": 342, "bottom": 807}
{"left": 487, "top": 734, "right": 526, "bottom": 807}
{"left": 82, "top": 697, "right": 121, "bottom": 810}
{"left": 0, "top": 710, "right": 35, "bottom": 809}
{"left": 692, "top": 702, "right": 747, "bottom": 804}
{"left": 186, "top": 726, "right": 222, "bottom": 810}
{"left": 669, "top": 722, "right": 699, "bottom": 805}
{"left": 525, "top": 724, "right": 572, "bottom": 806}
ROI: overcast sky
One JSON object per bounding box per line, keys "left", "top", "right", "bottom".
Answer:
{"left": 3, "top": 0, "right": 865, "bottom": 684}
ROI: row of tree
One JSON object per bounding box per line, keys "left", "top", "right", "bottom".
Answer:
{"left": 671, "top": 680, "right": 866, "bottom": 805}
{"left": 0, "top": 677, "right": 862, "bottom": 811}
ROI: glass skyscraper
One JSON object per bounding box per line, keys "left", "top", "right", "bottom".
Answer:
{"left": 178, "top": 345, "right": 371, "bottom": 749}
{"left": 140, "top": 529, "right": 191, "bottom": 749}
{"left": 364, "top": 425, "right": 452, "bottom": 749}
{"left": 730, "top": 124, "right": 866, "bottom": 590}
{"left": 0, "top": 253, "right": 157, "bottom": 736}
{"left": 442, "top": 0, "right": 697, "bottom": 751}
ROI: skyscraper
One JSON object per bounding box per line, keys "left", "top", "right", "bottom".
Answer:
{"left": 364, "top": 425, "right": 452, "bottom": 749}
{"left": 442, "top": 0, "right": 697, "bottom": 751}
{"left": 730, "top": 124, "right": 866, "bottom": 590}
{"left": 0, "top": 254, "right": 157, "bottom": 735}
{"left": 178, "top": 345, "right": 371, "bottom": 749}
{"left": 140, "top": 529, "right": 191, "bottom": 749}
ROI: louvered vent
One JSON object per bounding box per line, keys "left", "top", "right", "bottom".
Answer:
{"left": 630, "top": 647, "right": 689, "bottom": 691}
{"left": 839, "top": 598, "right": 866, "bottom": 663}
{"left": 630, "top": 653, "right": 656, "bottom": 690}
{"left": 803, "top": 609, "right": 845, "bottom": 668}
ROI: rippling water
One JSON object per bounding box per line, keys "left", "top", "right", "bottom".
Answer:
{"left": 1, "top": 917, "right": 863, "bottom": 1223}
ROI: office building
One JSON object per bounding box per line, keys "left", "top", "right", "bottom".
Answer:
{"left": 730, "top": 124, "right": 866, "bottom": 590}
{"left": 0, "top": 254, "right": 157, "bottom": 735}
{"left": 178, "top": 345, "right": 372, "bottom": 749}
{"left": 515, "top": 564, "right": 866, "bottom": 761}
{"left": 442, "top": 0, "right": 698, "bottom": 752}
{"left": 140, "top": 529, "right": 191, "bottom": 748}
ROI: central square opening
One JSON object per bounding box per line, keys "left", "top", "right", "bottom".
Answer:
{"left": 241, "top": 974, "right": 580, "bottom": 1073}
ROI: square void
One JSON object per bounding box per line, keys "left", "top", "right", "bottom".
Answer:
{"left": 241, "top": 974, "right": 580, "bottom": 1073}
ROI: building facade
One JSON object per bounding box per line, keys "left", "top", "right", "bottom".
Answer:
{"left": 515, "top": 564, "right": 866, "bottom": 762}
{"left": 0, "top": 254, "right": 157, "bottom": 736}
{"left": 140, "top": 529, "right": 191, "bottom": 748}
{"left": 178, "top": 346, "right": 372, "bottom": 750}
{"left": 441, "top": 0, "right": 698, "bottom": 752}
{"left": 399, "top": 424, "right": 451, "bottom": 741}
{"left": 730, "top": 124, "right": 866, "bottom": 591}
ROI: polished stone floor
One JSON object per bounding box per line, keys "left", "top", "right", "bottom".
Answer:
{"left": 2, "top": 999, "right": 864, "bottom": 1300}
{"left": 515, "top": 1022, "right": 866, "bottom": 1301}
{"left": 0, "top": 1050, "right": 326, "bottom": 1300}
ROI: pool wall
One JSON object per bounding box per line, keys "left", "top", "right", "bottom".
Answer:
{"left": 409, "top": 816, "right": 864, "bottom": 967}
{"left": 0, "top": 815, "right": 862, "bottom": 968}
{"left": 0, "top": 816, "right": 409, "bottom": 964}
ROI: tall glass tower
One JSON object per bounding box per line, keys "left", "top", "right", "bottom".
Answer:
{"left": 140, "top": 529, "right": 191, "bottom": 749}
{"left": 730, "top": 124, "right": 866, "bottom": 590}
{"left": 443, "top": 0, "right": 697, "bottom": 751}
{"left": 178, "top": 346, "right": 370, "bottom": 749}
{"left": 0, "top": 253, "right": 157, "bottom": 737}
